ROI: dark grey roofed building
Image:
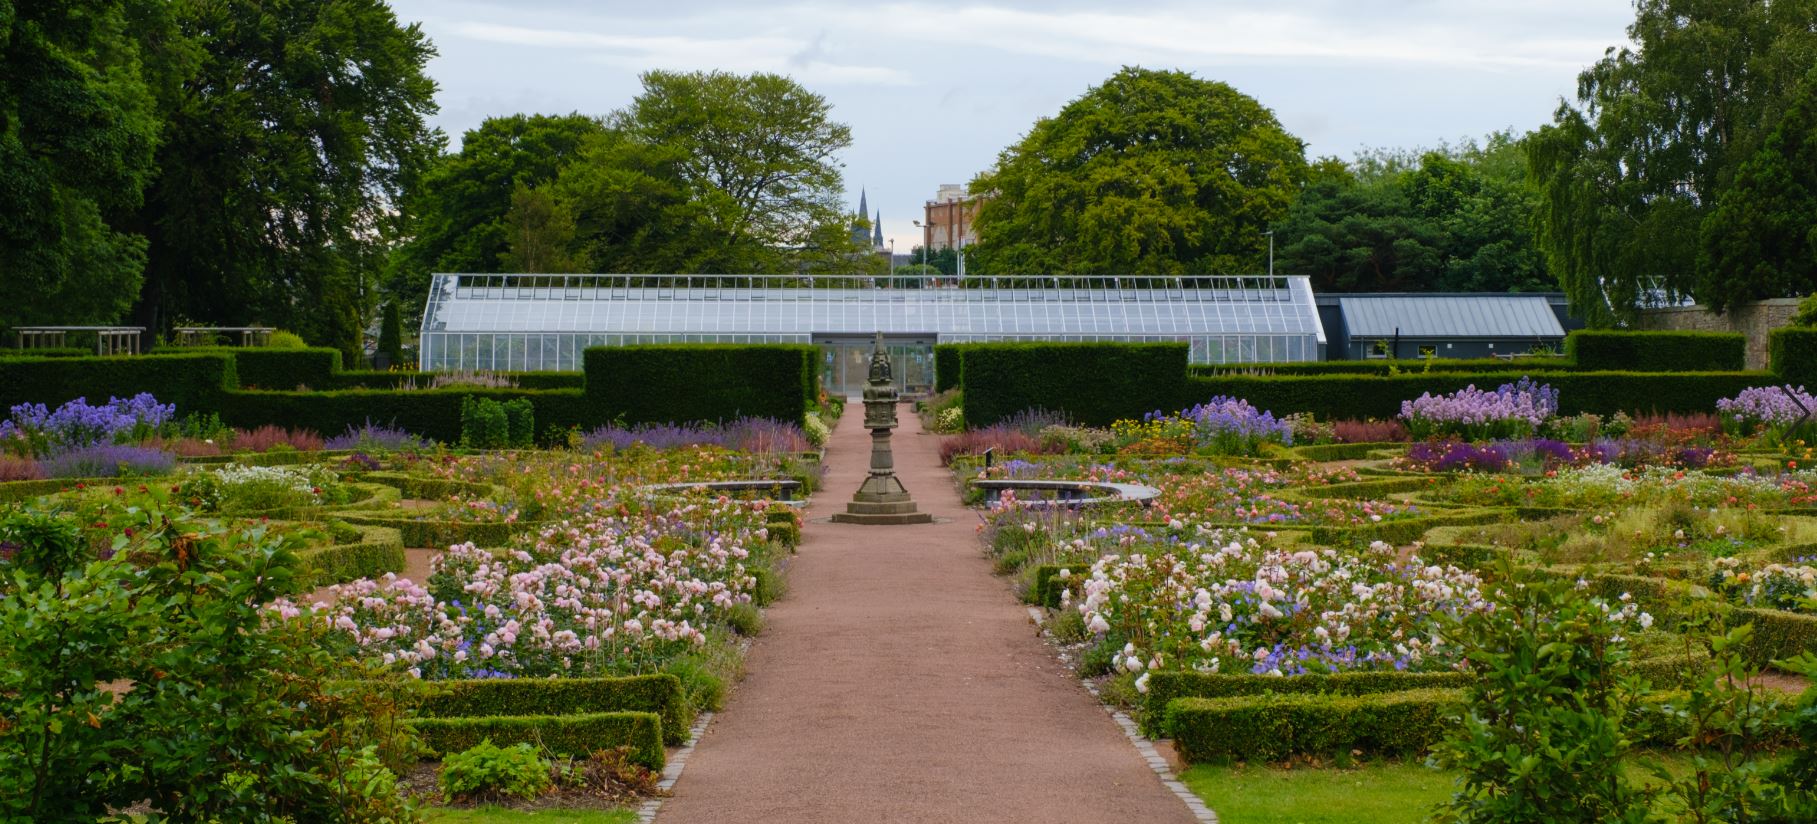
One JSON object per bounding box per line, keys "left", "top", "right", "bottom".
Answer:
{"left": 1321, "top": 293, "right": 1571, "bottom": 360}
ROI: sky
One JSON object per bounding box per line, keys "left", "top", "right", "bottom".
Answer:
{"left": 387, "top": 0, "right": 1638, "bottom": 252}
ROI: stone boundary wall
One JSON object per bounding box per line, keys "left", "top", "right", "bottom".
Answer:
{"left": 1637, "top": 298, "right": 1801, "bottom": 370}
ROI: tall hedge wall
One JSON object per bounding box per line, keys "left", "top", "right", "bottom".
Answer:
{"left": 933, "top": 343, "right": 972, "bottom": 393}
{"left": 0, "top": 353, "right": 238, "bottom": 411}
{"left": 1177, "top": 370, "right": 1767, "bottom": 420}
{"left": 960, "top": 342, "right": 1189, "bottom": 426}
{"left": 184, "top": 347, "right": 342, "bottom": 390}
{"left": 1566, "top": 330, "right": 1746, "bottom": 372}
{"left": 1772, "top": 327, "right": 1817, "bottom": 387}
{"left": 1189, "top": 357, "right": 1575, "bottom": 377}
{"left": 583, "top": 344, "right": 816, "bottom": 426}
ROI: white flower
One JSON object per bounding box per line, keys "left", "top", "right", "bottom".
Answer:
{"left": 1088, "top": 614, "right": 1110, "bottom": 634}
{"left": 1638, "top": 612, "right": 1654, "bottom": 630}
{"left": 1135, "top": 672, "right": 1151, "bottom": 693}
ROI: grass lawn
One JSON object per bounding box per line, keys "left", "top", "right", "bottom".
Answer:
{"left": 1181, "top": 760, "right": 1453, "bottom": 824}
{"left": 424, "top": 806, "right": 638, "bottom": 824}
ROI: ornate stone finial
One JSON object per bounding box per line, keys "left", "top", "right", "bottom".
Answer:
{"left": 868, "top": 331, "right": 892, "bottom": 385}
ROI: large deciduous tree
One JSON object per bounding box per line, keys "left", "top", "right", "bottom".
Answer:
{"left": 1698, "top": 78, "right": 1817, "bottom": 306}
{"left": 611, "top": 69, "right": 854, "bottom": 274}
{"left": 387, "top": 113, "right": 605, "bottom": 305}
{"left": 968, "top": 67, "right": 1307, "bottom": 276}
{"left": 1528, "top": 0, "right": 1817, "bottom": 324}
{"left": 0, "top": 0, "right": 161, "bottom": 334}
{"left": 135, "top": 0, "right": 441, "bottom": 360}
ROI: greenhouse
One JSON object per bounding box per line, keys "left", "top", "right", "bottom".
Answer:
{"left": 418, "top": 273, "right": 1326, "bottom": 395}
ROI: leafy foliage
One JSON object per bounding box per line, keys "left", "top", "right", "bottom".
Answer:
{"left": 1528, "top": 0, "right": 1817, "bottom": 324}
{"left": 968, "top": 67, "right": 1307, "bottom": 275}
{"left": 439, "top": 739, "right": 552, "bottom": 803}
{"left": 1277, "top": 134, "right": 1553, "bottom": 293}
{"left": 0, "top": 0, "right": 158, "bottom": 335}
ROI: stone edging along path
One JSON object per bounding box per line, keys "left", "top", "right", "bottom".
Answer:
{"left": 653, "top": 408, "right": 1206, "bottom": 824}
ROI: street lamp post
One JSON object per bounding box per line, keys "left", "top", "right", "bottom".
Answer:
{"left": 912, "top": 219, "right": 932, "bottom": 285}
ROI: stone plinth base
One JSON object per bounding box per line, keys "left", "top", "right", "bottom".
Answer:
{"left": 831, "top": 497, "right": 933, "bottom": 525}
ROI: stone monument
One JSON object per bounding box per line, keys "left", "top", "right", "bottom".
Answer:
{"left": 832, "top": 333, "right": 933, "bottom": 525}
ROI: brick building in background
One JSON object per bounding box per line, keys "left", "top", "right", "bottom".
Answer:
{"left": 921, "top": 184, "right": 986, "bottom": 252}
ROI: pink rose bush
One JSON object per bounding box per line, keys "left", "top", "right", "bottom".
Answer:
{"left": 275, "top": 498, "right": 775, "bottom": 678}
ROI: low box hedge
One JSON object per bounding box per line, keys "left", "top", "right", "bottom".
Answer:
{"left": 359, "top": 472, "right": 499, "bottom": 501}
{"left": 1166, "top": 688, "right": 1462, "bottom": 763}
{"left": 296, "top": 524, "right": 406, "bottom": 589}
{"left": 1141, "top": 670, "right": 1472, "bottom": 738}
{"left": 218, "top": 387, "right": 592, "bottom": 444}
{"left": 418, "top": 675, "right": 689, "bottom": 746}
{"left": 411, "top": 711, "right": 665, "bottom": 769}
{"left": 1771, "top": 327, "right": 1817, "bottom": 387}
{"left": 1567, "top": 330, "right": 1746, "bottom": 372}
{"left": 1729, "top": 606, "right": 1817, "bottom": 666}
{"left": 335, "top": 512, "right": 535, "bottom": 549}
{"left": 1305, "top": 509, "right": 1503, "bottom": 547}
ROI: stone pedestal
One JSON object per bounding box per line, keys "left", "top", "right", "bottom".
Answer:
{"left": 832, "top": 335, "right": 932, "bottom": 525}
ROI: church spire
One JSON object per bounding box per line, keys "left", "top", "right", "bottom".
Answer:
{"left": 874, "top": 210, "right": 884, "bottom": 247}
{"left": 857, "top": 188, "right": 868, "bottom": 218}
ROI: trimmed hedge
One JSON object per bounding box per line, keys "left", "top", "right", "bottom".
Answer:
{"left": 335, "top": 512, "right": 537, "bottom": 549}
{"left": 1178, "top": 370, "right": 1767, "bottom": 420}
{"left": 418, "top": 675, "right": 690, "bottom": 746}
{"left": 296, "top": 524, "right": 406, "bottom": 588}
{"left": 1567, "top": 330, "right": 1746, "bottom": 372}
{"left": 1772, "top": 327, "right": 1817, "bottom": 387}
{"left": 360, "top": 472, "right": 498, "bottom": 500}
{"left": 185, "top": 347, "right": 341, "bottom": 390}
{"left": 328, "top": 371, "right": 585, "bottom": 391}
{"left": 933, "top": 343, "right": 975, "bottom": 393}
{"left": 1191, "top": 358, "right": 1575, "bottom": 377}
{"left": 960, "top": 342, "right": 1189, "bottom": 426}
{"left": 218, "top": 388, "right": 591, "bottom": 444}
{"left": 1141, "top": 670, "right": 1472, "bottom": 738}
{"left": 1729, "top": 607, "right": 1817, "bottom": 666}
{"left": 0, "top": 352, "right": 238, "bottom": 411}
{"left": 411, "top": 711, "right": 665, "bottom": 768}
{"left": 1166, "top": 688, "right": 1462, "bottom": 763}
{"left": 584, "top": 344, "right": 816, "bottom": 426}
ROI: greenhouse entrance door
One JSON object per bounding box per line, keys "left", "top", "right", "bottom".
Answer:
{"left": 814, "top": 334, "right": 935, "bottom": 398}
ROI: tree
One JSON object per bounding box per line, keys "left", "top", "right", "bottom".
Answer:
{"left": 1528, "top": 0, "right": 1817, "bottom": 324}
{"left": 1276, "top": 135, "right": 1550, "bottom": 293}
{"left": 968, "top": 67, "right": 1307, "bottom": 276}
{"left": 613, "top": 70, "right": 853, "bottom": 273}
{"left": 389, "top": 113, "right": 605, "bottom": 305}
{"left": 1698, "top": 79, "right": 1817, "bottom": 310}
{"left": 0, "top": 0, "right": 160, "bottom": 334}
{"left": 499, "top": 183, "right": 581, "bottom": 273}
{"left": 377, "top": 301, "right": 405, "bottom": 368}
{"left": 134, "top": 0, "right": 442, "bottom": 361}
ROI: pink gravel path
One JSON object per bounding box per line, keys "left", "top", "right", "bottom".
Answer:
{"left": 657, "top": 406, "right": 1195, "bottom": 823}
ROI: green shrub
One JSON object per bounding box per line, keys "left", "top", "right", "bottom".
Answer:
{"left": 1772, "top": 327, "right": 1817, "bottom": 388}
{"left": 413, "top": 712, "right": 664, "bottom": 768}
{"left": 439, "top": 739, "right": 551, "bottom": 802}
{"left": 960, "top": 342, "right": 1189, "bottom": 426}
{"left": 267, "top": 331, "right": 308, "bottom": 349}
{"left": 295, "top": 525, "right": 406, "bottom": 588}
{"left": 416, "top": 675, "right": 690, "bottom": 746}
{"left": 1567, "top": 330, "right": 1746, "bottom": 372}
{"left": 584, "top": 344, "right": 816, "bottom": 426}
{"left": 1141, "top": 670, "right": 1472, "bottom": 738}
{"left": 934, "top": 343, "right": 975, "bottom": 392}
{"left": 503, "top": 398, "right": 535, "bottom": 447}
{"left": 1166, "top": 688, "right": 1462, "bottom": 763}
{"left": 460, "top": 397, "right": 510, "bottom": 449}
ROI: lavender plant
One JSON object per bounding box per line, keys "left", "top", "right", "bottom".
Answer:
{"left": 38, "top": 445, "right": 177, "bottom": 479}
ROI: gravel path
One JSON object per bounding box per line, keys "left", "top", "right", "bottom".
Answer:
{"left": 657, "top": 406, "right": 1196, "bottom": 823}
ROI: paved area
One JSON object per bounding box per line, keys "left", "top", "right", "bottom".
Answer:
{"left": 657, "top": 406, "right": 1195, "bottom": 823}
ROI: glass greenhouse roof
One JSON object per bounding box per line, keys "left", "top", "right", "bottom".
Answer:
{"left": 419, "top": 274, "right": 1325, "bottom": 374}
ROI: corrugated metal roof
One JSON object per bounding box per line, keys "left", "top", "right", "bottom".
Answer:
{"left": 1337, "top": 295, "right": 1565, "bottom": 339}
